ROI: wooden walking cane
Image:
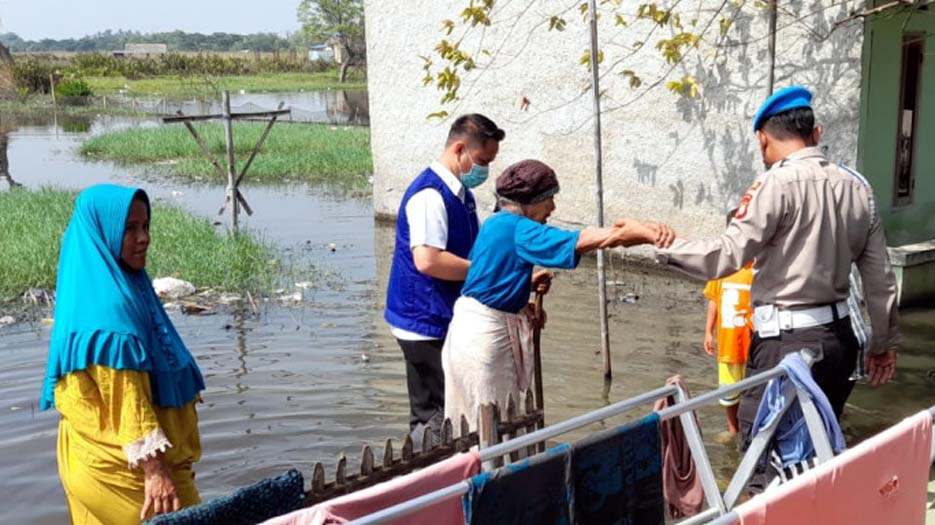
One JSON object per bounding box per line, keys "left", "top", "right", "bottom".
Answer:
{"left": 533, "top": 292, "right": 546, "bottom": 452}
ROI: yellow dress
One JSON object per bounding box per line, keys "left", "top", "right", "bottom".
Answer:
{"left": 54, "top": 365, "right": 201, "bottom": 525}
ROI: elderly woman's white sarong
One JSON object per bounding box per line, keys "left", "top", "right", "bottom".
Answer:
{"left": 442, "top": 296, "right": 535, "bottom": 434}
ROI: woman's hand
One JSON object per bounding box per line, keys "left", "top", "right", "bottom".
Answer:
{"left": 611, "top": 219, "right": 676, "bottom": 248}
{"left": 601, "top": 219, "right": 675, "bottom": 248}
{"left": 866, "top": 349, "right": 897, "bottom": 387}
{"left": 524, "top": 302, "right": 547, "bottom": 330}
{"left": 140, "top": 455, "right": 180, "bottom": 520}
{"left": 531, "top": 270, "right": 554, "bottom": 295}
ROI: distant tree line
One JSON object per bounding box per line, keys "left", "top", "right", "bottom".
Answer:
{"left": 0, "top": 30, "right": 310, "bottom": 53}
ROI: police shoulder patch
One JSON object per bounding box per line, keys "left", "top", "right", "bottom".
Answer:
{"left": 734, "top": 181, "right": 761, "bottom": 220}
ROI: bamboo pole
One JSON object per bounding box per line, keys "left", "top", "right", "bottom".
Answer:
{"left": 222, "top": 91, "right": 239, "bottom": 234}
{"left": 767, "top": 1, "right": 778, "bottom": 94}
{"left": 588, "top": 0, "right": 613, "bottom": 379}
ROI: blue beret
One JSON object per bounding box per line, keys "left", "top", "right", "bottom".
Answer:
{"left": 753, "top": 86, "right": 813, "bottom": 132}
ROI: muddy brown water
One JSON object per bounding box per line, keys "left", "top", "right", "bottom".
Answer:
{"left": 1, "top": 112, "right": 933, "bottom": 524}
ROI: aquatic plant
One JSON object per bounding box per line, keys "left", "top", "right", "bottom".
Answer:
{"left": 0, "top": 188, "right": 285, "bottom": 299}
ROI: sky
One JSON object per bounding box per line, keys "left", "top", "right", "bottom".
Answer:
{"left": 0, "top": 0, "right": 302, "bottom": 40}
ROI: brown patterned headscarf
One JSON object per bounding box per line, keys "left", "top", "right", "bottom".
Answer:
{"left": 495, "top": 159, "right": 560, "bottom": 204}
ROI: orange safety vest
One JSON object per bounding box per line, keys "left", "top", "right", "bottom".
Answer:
{"left": 703, "top": 263, "right": 754, "bottom": 364}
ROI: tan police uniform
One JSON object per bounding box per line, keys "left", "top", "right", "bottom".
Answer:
{"left": 657, "top": 146, "right": 900, "bottom": 439}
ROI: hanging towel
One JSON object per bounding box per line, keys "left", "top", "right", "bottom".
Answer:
{"left": 147, "top": 469, "right": 305, "bottom": 525}
{"left": 751, "top": 353, "right": 846, "bottom": 466}
{"left": 736, "top": 410, "right": 932, "bottom": 524}
{"left": 261, "top": 452, "right": 480, "bottom": 525}
{"left": 463, "top": 444, "right": 572, "bottom": 525}
{"left": 652, "top": 376, "right": 704, "bottom": 518}
{"left": 571, "top": 412, "right": 665, "bottom": 525}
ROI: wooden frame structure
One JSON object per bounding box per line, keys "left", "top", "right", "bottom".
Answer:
{"left": 161, "top": 90, "right": 291, "bottom": 234}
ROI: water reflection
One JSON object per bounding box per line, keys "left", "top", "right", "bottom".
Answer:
{"left": 105, "top": 90, "right": 370, "bottom": 126}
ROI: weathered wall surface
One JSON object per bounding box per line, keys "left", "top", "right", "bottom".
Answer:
{"left": 365, "top": 0, "right": 864, "bottom": 241}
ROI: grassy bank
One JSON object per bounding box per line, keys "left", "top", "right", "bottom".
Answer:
{"left": 80, "top": 123, "right": 372, "bottom": 192}
{"left": 0, "top": 188, "right": 281, "bottom": 301}
{"left": 85, "top": 71, "right": 367, "bottom": 98}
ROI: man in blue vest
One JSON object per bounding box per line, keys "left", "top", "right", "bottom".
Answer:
{"left": 385, "top": 114, "right": 505, "bottom": 441}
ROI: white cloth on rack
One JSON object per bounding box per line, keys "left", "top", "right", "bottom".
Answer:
{"left": 442, "top": 296, "right": 535, "bottom": 433}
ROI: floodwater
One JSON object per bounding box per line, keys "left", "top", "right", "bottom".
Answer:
{"left": 79, "top": 89, "right": 369, "bottom": 126}
{"left": 1, "top": 110, "right": 933, "bottom": 524}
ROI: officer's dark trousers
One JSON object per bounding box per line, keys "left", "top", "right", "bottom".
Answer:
{"left": 397, "top": 338, "right": 445, "bottom": 433}
{"left": 738, "top": 316, "right": 859, "bottom": 448}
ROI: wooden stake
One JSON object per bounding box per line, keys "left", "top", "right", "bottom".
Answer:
{"left": 587, "top": 0, "right": 613, "bottom": 380}
{"left": 222, "top": 90, "right": 239, "bottom": 234}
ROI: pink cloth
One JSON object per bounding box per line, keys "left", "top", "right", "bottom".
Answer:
{"left": 736, "top": 410, "right": 932, "bottom": 525}
{"left": 261, "top": 451, "right": 481, "bottom": 525}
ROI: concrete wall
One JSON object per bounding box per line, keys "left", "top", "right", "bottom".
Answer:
{"left": 364, "top": 0, "right": 865, "bottom": 240}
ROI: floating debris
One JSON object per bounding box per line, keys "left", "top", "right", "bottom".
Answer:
{"left": 181, "top": 303, "right": 215, "bottom": 316}
{"left": 217, "top": 293, "right": 242, "bottom": 305}
{"left": 328, "top": 243, "right": 337, "bottom": 252}
{"left": 619, "top": 293, "right": 640, "bottom": 304}
{"left": 23, "top": 288, "right": 54, "bottom": 306}
{"left": 152, "top": 277, "right": 196, "bottom": 300}
{"left": 295, "top": 281, "right": 314, "bottom": 289}
{"left": 360, "top": 353, "right": 371, "bottom": 363}
{"left": 0, "top": 316, "right": 15, "bottom": 327}
{"left": 278, "top": 292, "right": 303, "bottom": 304}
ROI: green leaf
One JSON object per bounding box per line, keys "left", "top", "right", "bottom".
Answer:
{"left": 442, "top": 19, "right": 456, "bottom": 35}
{"left": 720, "top": 17, "right": 733, "bottom": 36}
{"left": 621, "top": 70, "right": 642, "bottom": 88}
{"left": 427, "top": 111, "right": 450, "bottom": 120}
{"left": 549, "top": 16, "right": 567, "bottom": 31}
{"left": 615, "top": 13, "right": 628, "bottom": 26}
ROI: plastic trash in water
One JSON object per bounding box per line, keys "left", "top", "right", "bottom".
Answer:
{"left": 152, "top": 277, "right": 196, "bottom": 300}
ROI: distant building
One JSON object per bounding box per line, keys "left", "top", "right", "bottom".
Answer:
{"left": 113, "top": 43, "right": 168, "bottom": 58}
{"left": 308, "top": 44, "right": 335, "bottom": 63}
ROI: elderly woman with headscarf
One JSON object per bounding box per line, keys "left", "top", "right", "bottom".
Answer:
{"left": 442, "top": 160, "right": 674, "bottom": 430}
{"left": 40, "top": 185, "right": 205, "bottom": 524}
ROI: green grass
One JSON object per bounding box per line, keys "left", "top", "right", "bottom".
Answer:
{"left": 80, "top": 122, "right": 373, "bottom": 192}
{"left": 85, "top": 71, "right": 367, "bottom": 98}
{"left": 0, "top": 188, "right": 283, "bottom": 300}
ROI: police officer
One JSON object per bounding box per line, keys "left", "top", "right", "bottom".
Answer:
{"left": 653, "top": 86, "right": 900, "bottom": 444}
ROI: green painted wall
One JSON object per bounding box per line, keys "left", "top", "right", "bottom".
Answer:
{"left": 858, "top": 10, "right": 935, "bottom": 246}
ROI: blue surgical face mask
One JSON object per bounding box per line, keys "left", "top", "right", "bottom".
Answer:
{"left": 459, "top": 152, "right": 489, "bottom": 189}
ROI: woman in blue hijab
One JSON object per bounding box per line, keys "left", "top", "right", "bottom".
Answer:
{"left": 40, "top": 185, "right": 205, "bottom": 524}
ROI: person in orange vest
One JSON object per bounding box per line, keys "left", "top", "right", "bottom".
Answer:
{"left": 703, "top": 209, "right": 754, "bottom": 439}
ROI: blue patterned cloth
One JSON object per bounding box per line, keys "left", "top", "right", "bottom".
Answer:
{"left": 40, "top": 184, "right": 204, "bottom": 410}
{"left": 571, "top": 413, "right": 664, "bottom": 525}
{"left": 463, "top": 444, "right": 572, "bottom": 525}
{"left": 146, "top": 469, "right": 305, "bottom": 525}
{"left": 752, "top": 353, "right": 847, "bottom": 466}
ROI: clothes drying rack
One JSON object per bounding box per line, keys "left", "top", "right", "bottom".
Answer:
{"left": 344, "top": 348, "right": 841, "bottom": 525}
{"left": 704, "top": 403, "right": 935, "bottom": 525}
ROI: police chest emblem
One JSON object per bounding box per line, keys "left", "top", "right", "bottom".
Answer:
{"left": 734, "top": 181, "right": 761, "bottom": 220}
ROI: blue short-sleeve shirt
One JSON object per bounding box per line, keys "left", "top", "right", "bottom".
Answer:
{"left": 461, "top": 211, "right": 581, "bottom": 313}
